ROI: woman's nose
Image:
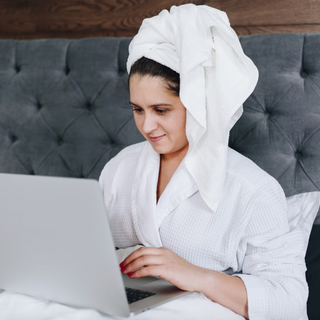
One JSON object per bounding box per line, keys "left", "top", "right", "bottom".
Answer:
{"left": 142, "top": 114, "right": 158, "bottom": 133}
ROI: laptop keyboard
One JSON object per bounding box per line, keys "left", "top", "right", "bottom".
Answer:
{"left": 125, "top": 287, "right": 156, "bottom": 304}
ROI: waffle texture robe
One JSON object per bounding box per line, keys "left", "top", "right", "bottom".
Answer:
{"left": 99, "top": 141, "right": 308, "bottom": 320}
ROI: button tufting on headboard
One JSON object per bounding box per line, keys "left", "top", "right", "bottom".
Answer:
{"left": 300, "top": 70, "right": 308, "bottom": 78}
{"left": 0, "top": 37, "right": 144, "bottom": 179}
{"left": 264, "top": 110, "right": 272, "bottom": 119}
{"left": 294, "top": 151, "right": 303, "bottom": 160}
{"left": 10, "top": 134, "right": 18, "bottom": 143}
{"left": 0, "top": 35, "right": 319, "bottom": 197}
{"left": 36, "top": 101, "right": 42, "bottom": 110}
{"left": 57, "top": 136, "right": 64, "bottom": 146}
{"left": 86, "top": 102, "right": 93, "bottom": 110}
{"left": 231, "top": 33, "right": 320, "bottom": 197}
{"left": 15, "top": 65, "right": 21, "bottom": 73}
{"left": 65, "top": 65, "right": 70, "bottom": 75}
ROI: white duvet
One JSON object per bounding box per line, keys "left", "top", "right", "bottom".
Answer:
{"left": 0, "top": 246, "right": 244, "bottom": 320}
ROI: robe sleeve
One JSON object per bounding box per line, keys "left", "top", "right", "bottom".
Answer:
{"left": 234, "top": 181, "right": 308, "bottom": 320}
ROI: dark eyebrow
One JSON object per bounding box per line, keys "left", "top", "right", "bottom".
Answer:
{"left": 129, "top": 102, "right": 172, "bottom": 108}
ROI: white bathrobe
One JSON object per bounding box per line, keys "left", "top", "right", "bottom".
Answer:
{"left": 99, "top": 141, "right": 308, "bottom": 320}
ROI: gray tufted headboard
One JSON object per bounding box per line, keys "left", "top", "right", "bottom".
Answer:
{"left": 0, "top": 35, "right": 319, "bottom": 197}
{"left": 232, "top": 33, "right": 320, "bottom": 198}
{"left": 0, "top": 34, "right": 320, "bottom": 319}
{"left": 0, "top": 37, "right": 144, "bottom": 178}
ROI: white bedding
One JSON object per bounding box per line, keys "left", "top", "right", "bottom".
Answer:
{"left": 0, "top": 291, "right": 244, "bottom": 320}
{"left": 0, "top": 246, "right": 244, "bottom": 320}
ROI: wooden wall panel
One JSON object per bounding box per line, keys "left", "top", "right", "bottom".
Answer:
{"left": 0, "top": 0, "right": 319, "bottom": 39}
{"left": 210, "top": 0, "right": 320, "bottom": 35}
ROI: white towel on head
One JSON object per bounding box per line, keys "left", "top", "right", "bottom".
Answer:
{"left": 127, "top": 4, "right": 259, "bottom": 212}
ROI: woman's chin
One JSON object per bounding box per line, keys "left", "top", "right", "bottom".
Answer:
{"left": 149, "top": 142, "right": 170, "bottom": 155}
{"left": 151, "top": 146, "right": 168, "bottom": 155}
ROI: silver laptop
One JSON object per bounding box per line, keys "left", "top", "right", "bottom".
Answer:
{"left": 0, "top": 173, "right": 190, "bottom": 317}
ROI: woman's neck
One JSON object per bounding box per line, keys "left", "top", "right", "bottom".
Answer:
{"left": 157, "top": 144, "right": 189, "bottom": 202}
{"left": 161, "top": 143, "right": 189, "bottom": 164}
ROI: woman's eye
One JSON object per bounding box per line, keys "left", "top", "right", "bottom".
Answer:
{"left": 133, "top": 108, "right": 143, "bottom": 114}
{"left": 156, "top": 109, "right": 167, "bottom": 115}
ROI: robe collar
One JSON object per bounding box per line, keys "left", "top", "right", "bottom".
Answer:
{"left": 131, "top": 142, "right": 198, "bottom": 247}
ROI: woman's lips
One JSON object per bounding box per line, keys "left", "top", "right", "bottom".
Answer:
{"left": 150, "top": 135, "right": 165, "bottom": 143}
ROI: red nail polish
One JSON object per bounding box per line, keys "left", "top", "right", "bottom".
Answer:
{"left": 128, "top": 272, "right": 133, "bottom": 277}
{"left": 121, "top": 267, "right": 126, "bottom": 273}
{"left": 119, "top": 262, "right": 124, "bottom": 268}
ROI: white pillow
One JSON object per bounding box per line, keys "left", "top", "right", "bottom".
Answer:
{"left": 286, "top": 191, "right": 320, "bottom": 253}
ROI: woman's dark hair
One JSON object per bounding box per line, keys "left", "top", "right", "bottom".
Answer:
{"left": 129, "top": 57, "right": 180, "bottom": 96}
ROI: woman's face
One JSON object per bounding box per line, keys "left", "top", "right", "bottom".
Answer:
{"left": 129, "top": 75, "right": 188, "bottom": 158}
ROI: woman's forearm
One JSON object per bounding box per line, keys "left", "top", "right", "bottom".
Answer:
{"left": 194, "top": 267, "right": 249, "bottom": 319}
{"left": 120, "top": 247, "right": 249, "bottom": 318}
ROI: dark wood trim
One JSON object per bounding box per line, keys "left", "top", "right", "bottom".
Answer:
{"left": 0, "top": 0, "right": 319, "bottom": 39}
{"left": 234, "top": 25, "right": 320, "bottom": 36}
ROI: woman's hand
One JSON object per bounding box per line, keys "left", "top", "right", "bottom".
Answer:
{"left": 120, "top": 246, "right": 248, "bottom": 319}
{"left": 119, "top": 246, "right": 207, "bottom": 292}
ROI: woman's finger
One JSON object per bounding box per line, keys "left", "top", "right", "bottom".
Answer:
{"left": 127, "top": 265, "right": 164, "bottom": 279}
{"left": 121, "top": 254, "right": 164, "bottom": 274}
{"left": 120, "top": 246, "right": 162, "bottom": 268}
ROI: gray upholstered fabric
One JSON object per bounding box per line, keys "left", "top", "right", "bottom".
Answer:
{"left": 0, "top": 38, "right": 144, "bottom": 179}
{"left": 231, "top": 33, "right": 320, "bottom": 198}
{"left": 0, "top": 34, "right": 319, "bottom": 197}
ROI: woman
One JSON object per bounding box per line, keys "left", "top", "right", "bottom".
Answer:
{"left": 99, "top": 4, "right": 307, "bottom": 320}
